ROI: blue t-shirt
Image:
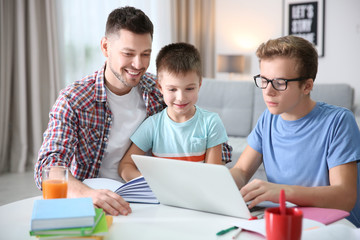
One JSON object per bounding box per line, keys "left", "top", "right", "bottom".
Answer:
{"left": 248, "top": 102, "right": 360, "bottom": 227}
{"left": 131, "top": 106, "right": 228, "bottom": 162}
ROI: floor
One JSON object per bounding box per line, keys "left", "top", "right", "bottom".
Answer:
{"left": 0, "top": 171, "right": 41, "bottom": 206}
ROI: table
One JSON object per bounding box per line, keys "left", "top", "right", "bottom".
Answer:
{"left": 0, "top": 196, "right": 355, "bottom": 240}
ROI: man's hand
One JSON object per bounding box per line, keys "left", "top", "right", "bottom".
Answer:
{"left": 67, "top": 174, "right": 132, "bottom": 216}
{"left": 85, "top": 188, "right": 132, "bottom": 216}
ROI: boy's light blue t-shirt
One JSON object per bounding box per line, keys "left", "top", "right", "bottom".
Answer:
{"left": 248, "top": 102, "right": 360, "bottom": 227}
{"left": 131, "top": 106, "right": 228, "bottom": 161}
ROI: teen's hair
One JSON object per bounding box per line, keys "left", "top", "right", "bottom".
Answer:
{"left": 156, "top": 42, "right": 202, "bottom": 78}
{"left": 105, "top": 6, "right": 153, "bottom": 39}
{"left": 256, "top": 35, "right": 318, "bottom": 81}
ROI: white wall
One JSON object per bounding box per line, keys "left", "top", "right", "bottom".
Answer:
{"left": 215, "top": 0, "right": 360, "bottom": 114}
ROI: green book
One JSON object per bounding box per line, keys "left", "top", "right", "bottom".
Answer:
{"left": 30, "top": 208, "right": 108, "bottom": 237}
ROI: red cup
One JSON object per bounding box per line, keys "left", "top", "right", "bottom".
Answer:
{"left": 265, "top": 207, "right": 303, "bottom": 240}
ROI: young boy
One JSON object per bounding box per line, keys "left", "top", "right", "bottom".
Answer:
{"left": 118, "top": 42, "right": 228, "bottom": 182}
{"left": 230, "top": 35, "right": 360, "bottom": 227}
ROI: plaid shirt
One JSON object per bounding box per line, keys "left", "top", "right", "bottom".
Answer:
{"left": 34, "top": 64, "right": 232, "bottom": 189}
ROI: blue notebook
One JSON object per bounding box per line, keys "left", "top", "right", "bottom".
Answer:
{"left": 30, "top": 198, "right": 95, "bottom": 231}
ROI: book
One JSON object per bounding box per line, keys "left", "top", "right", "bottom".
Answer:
{"left": 30, "top": 208, "right": 105, "bottom": 237}
{"left": 30, "top": 198, "right": 96, "bottom": 231}
{"left": 38, "top": 237, "right": 104, "bottom": 240}
{"left": 297, "top": 207, "right": 350, "bottom": 225}
{"left": 33, "top": 212, "right": 111, "bottom": 240}
{"left": 83, "top": 176, "right": 159, "bottom": 204}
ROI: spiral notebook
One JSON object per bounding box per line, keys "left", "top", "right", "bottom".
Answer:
{"left": 83, "top": 176, "right": 159, "bottom": 204}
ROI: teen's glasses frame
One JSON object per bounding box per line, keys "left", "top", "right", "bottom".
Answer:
{"left": 253, "top": 74, "right": 308, "bottom": 91}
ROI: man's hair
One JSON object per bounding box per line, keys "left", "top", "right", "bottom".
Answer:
{"left": 156, "top": 42, "right": 202, "bottom": 79}
{"left": 105, "top": 6, "right": 153, "bottom": 39}
{"left": 256, "top": 35, "right": 318, "bottom": 81}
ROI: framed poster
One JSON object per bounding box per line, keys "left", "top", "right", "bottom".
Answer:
{"left": 283, "top": 0, "right": 325, "bottom": 57}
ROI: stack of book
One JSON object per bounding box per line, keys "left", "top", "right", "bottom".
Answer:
{"left": 29, "top": 198, "right": 110, "bottom": 239}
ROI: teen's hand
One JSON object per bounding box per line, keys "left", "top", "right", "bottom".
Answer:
{"left": 240, "top": 179, "right": 286, "bottom": 209}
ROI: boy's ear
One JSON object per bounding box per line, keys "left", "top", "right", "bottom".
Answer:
{"left": 303, "top": 78, "right": 314, "bottom": 95}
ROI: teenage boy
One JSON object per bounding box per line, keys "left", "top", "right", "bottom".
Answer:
{"left": 118, "top": 42, "right": 228, "bottom": 181}
{"left": 230, "top": 35, "right": 360, "bottom": 227}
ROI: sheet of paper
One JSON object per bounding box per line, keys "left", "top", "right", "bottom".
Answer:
{"left": 232, "top": 218, "right": 325, "bottom": 236}
{"left": 302, "top": 224, "right": 360, "bottom": 240}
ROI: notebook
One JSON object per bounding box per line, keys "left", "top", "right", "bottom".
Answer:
{"left": 83, "top": 176, "right": 159, "bottom": 204}
{"left": 131, "top": 154, "right": 252, "bottom": 219}
{"left": 30, "top": 198, "right": 95, "bottom": 231}
{"left": 297, "top": 207, "right": 350, "bottom": 225}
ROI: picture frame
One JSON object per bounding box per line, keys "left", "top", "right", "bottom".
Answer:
{"left": 283, "top": 0, "right": 325, "bottom": 57}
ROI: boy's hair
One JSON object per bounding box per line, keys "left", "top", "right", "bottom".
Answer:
{"left": 105, "top": 6, "right": 153, "bottom": 39}
{"left": 156, "top": 42, "right": 202, "bottom": 79}
{"left": 256, "top": 35, "right": 318, "bottom": 81}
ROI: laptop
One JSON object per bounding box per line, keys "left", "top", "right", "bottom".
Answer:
{"left": 131, "top": 154, "right": 252, "bottom": 219}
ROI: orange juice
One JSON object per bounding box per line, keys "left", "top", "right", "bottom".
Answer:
{"left": 42, "top": 179, "right": 68, "bottom": 199}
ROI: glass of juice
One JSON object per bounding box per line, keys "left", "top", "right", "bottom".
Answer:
{"left": 42, "top": 166, "right": 68, "bottom": 199}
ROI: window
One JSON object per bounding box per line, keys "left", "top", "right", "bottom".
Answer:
{"left": 59, "top": 0, "right": 173, "bottom": 87}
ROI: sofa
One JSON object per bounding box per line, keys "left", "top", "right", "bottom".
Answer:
{"left": 196, "top": 78, "right": 357, "bottom": 180}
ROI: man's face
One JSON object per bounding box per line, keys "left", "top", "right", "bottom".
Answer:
{"left": 101, "top": 29, "right": 152, "bottom": 95}
{"left": 260, "top": 57, "right": 311, "bottom": 120}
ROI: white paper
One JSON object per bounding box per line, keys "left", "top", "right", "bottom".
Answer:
{"left": 232, "top": 218, "right": 325, "bottom": 237}
{"left": 302, "top": 224, "right": 360, "bottom": 240}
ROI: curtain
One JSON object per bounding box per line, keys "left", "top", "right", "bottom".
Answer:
{"left": 0, "top": 0, "right": 61, "bottom": 173}
{"left": 173, "top": 0, "right": 215, "bottom": 78}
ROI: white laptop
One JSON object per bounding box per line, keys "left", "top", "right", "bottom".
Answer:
{"left": 131, "top": 154, "right": 252, "bottom": 219}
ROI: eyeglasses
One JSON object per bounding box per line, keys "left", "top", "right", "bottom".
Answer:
{"left": 253, "top": 74, "right": 308, "bottom": 91}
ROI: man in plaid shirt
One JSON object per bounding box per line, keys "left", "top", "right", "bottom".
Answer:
{"left": 35, "top": 6, "right": 231, "bottom": 216}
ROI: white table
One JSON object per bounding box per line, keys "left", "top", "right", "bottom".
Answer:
{"left": 0, "top": 196, "right": 355, "bottom": 240}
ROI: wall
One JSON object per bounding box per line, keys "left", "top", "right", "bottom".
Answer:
{"left": 215, "top": 0, "right": 360, "bottom": 114}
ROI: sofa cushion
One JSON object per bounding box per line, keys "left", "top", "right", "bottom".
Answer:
{"left": 252, "top": 87, "right": 267, "bottom": 128}
{"left": 226, "top": 136, "right": 267, "bottom": 181}
{"left": 226, "top": 136, "right": 247, "bottom": 165}
{"left": 198, "top": 78, "right": 254, "bottom": 137}
{"left": 311, "top": 83, "right": 354, "bottom": 111}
